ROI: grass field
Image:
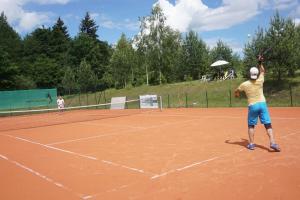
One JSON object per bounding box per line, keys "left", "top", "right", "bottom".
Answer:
{"left": 64, "top": 75, "right": 300, "bottom": 108}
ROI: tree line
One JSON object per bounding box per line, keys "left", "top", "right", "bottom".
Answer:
{"left": 1, "top": 5, "right": 299, "bottom": 94}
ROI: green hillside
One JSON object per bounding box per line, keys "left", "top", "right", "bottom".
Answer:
{"left": 65, "top": 76, "right": 300, "bottom": 108}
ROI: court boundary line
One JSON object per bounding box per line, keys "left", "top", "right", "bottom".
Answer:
{"left": 0, "top": 153, "right": 84, "bottom": 198}
{"left": 47, "top": 118, "right": 201, "bottom": 146}
{"left": 1, "top": 134, "right": 153, "bottom": 176}
{"left": 0, "top": 109, "right": 155, "bottom": 132}
{"left": 7, "top": 115, "right": 296, "bottom": 180}
{"left": 46, "top": 114, "right": 298, "bottom": 147}
{"left": 150, "top": 131, "right": 299, "bottom": 180}
{"left": 151, "top": 149, "right": 244, "bottom": 180}
{"left": 137, "top": 113, "right": 299, "bottom": 120}
{"left": 1, "top": 128, "right": 298, "bottom": 198}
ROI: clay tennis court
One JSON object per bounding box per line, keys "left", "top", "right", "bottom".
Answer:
{"left": 0, "top": 107, "right": 300, "bottom": 200}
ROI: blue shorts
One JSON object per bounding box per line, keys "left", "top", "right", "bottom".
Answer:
{"left": 248, "top": 102, "right": 271, "bottom": 126}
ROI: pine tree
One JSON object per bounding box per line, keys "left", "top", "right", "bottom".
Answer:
{"left": 79, "top": 12, "right": 99, "bottom": 39}
{"left": 52, "top": 17, "right": 69, "bottom": 39}
{"left": 109, "top": 33, "right": 137, "bottom": 88}
{"left": 62, "top": 66, "right": 77, "bottom": 94}
{"left": 181, "top": 31, "right": 210, "bottom": 81}
{"left": 0, "top": 12, "right": 22, "bottom": 62}
{"left": 51, "top": 17, "right": 71, "bottom": 68}
{"left": 0, "top": 12, "right": 22, "bottom": 89}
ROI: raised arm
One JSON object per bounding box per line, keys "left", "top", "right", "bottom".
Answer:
{"left": 258, "top": 55, "right": 265, "bottom": 74}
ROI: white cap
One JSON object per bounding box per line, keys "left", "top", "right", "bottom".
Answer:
{"left": 250, "top": 67, "right": 259, "bottom": 80}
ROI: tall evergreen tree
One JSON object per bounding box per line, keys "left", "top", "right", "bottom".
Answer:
{"left": 243, "top": 12, "right": 299, "bottom": 80}
{"left": 69, "top": 27, "right": 111, "bottom": 91}
{"left": 109, "top": 33, "right": 137, "bottom": 88}
{"left": 30, "top": 55, "right": 62, "bottom": 88}
{"left": 52, "top": 17, "right": 69, "bottom": 38}
{"left": 79, "top": 12, "right": 98, "bottom": 39}
{"left": 181, "top": 31, "right": 210, "bottom": 81}
{"left": 77, "top": 59, "right": 98, "bottom": 93}
{"left": 50, "top": 17, "right": 71, "bottom": 76}
{"left": 243, "top": 27, "right": 266, "bottom": 78}
{"left": 51, "top": 17, "right": 70, "bottom": 55}
{"left": 210, "top": 40, "right": 233, "bottom": 62}
{"left": 0, "top": 12, "right": 22, "bottom": 89}
{"left": 0, "top": 12, "right": 22, "bottom": 62}
{"left": 62, "top": 66, "right": 77, "bottom": 94}
{"left": 23, "top": 27, "right": 53, "bottom": 62}
{"left": 265, "top": 12, "right": 297, "bottom": 79}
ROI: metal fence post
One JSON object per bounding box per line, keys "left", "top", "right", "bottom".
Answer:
{"left": 205, "top": 90, "right": 208, "bottom": 108}
{"left": 185, "top": 93, "right": 188, "bottom": 108}
{"left": 79, "top": 92, "right": 81, "bottom": 106}
{"left": 290, "top": 84, "right": 293, "bottom": 107}
{"left": 229, "top": 89, "right": 232, "bottom": 107}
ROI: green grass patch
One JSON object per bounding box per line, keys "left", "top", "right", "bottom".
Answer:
{"left": 64, "top": 77, "right": 300, "bottom": 108}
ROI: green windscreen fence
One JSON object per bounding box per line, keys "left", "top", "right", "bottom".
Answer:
{"left": 0, "top": 88, "right": 57, "bottom": 110}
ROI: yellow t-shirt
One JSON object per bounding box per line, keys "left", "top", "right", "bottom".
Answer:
{"left": 237, "top": 73, "right": 266, "bottom": 105}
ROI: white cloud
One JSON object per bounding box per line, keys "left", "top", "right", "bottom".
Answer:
{"left": 272, "top": 0, "right": 298, "bottom": 10}
{"left": 90, "top": 12, "right": 100, "bottom": 19}
{"left": 22, "top": 0, "right": 70, "bottom": 5}
{"left": 289, "top": 4, "right": 300, "bottom": 25}
{"left": 155, "top": 0, "right": 280, "bottom": 32}
{"left": 18, "top": 12, "right": 50, "bottom": 31}
{"left": 95, "top": 13, "right": 139, "bottom": 31}
{"left": 0, "top": 0, "right": 71, "bottom": 32}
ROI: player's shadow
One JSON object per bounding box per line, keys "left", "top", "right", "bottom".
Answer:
{"left": 225, "top": 138, "right": 272, "bottom": 152}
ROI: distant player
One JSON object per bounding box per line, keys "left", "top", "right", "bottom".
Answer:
{"left": 234, "top": 55, "right": 280, "bottom": 152}
{"left": 57, "top": 96, "right": 65, "bottom": 112}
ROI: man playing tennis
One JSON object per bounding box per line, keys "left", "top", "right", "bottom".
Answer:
{"left": 235, "top": 55, "right": 281, "bottom": 152}
{"left": 57, "top": 96, "right": 65, "bottom": 112}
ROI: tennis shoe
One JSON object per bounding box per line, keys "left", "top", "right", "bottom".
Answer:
{"left": 247, "top": 143, "right": 255, "bottom": 150}
{"left": 270, "top": 143, "right": 281, "bottom": 152}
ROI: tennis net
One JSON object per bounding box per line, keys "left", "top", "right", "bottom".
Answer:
{"left": 0, "top": 97, "right": 162, "bottom": 131}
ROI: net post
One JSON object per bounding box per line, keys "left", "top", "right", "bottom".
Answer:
{"left": 159, "top": 96, "right": 163, "bottom": 111}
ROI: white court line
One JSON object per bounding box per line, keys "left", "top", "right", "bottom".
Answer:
{"left": 80, "top": 121, "right": 146, "bottom": 129}
{"left": 1, "top": 134, "right": 149, "bottom": 176}
{"left": 151, "top": 130, "right": 300, "bottom": 180}
{"left": 47, "top": 131, "right": 125, "bottom": 146}
{"left": 47, "top": 118, "right": 200, "bottom": 146}
{"left": 3, "top": 134, "right": 98, "bottom": 160}
{"left": 136, "top": 113, "right": 299, "bottom": 120}
{"left": 151, "top": 149, "right": 244, "bottom": 180}
{"left": 0, "top": 154, "right": 79, "bottom": 196}
{"left": 102, "top": 160, "right": 147, "bottom": 174}
{"left": 280, "top": 131, "right": 300, "bottom": 139}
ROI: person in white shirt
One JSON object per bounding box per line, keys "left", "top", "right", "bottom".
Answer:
{"left": 57, "top": 96, "right": 65, "bottom": 112}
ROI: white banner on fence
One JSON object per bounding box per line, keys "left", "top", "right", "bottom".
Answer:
{"left": 139, "top": 95, "right": 159, "bottom": 109}
{"left": 110, "top": 97, "right": 126, "bottom": 109}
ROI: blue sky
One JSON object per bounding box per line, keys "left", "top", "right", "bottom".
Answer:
{"left": 1, "top": 0, "right": 300, "bottom": 56}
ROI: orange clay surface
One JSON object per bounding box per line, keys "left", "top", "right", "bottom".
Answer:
{"left": 0, "top": 108, "right": 300, "bottom": 200}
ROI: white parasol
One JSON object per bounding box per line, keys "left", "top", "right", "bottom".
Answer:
{"left": 210, "top": 60, "right": 229, "bottom": 67}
